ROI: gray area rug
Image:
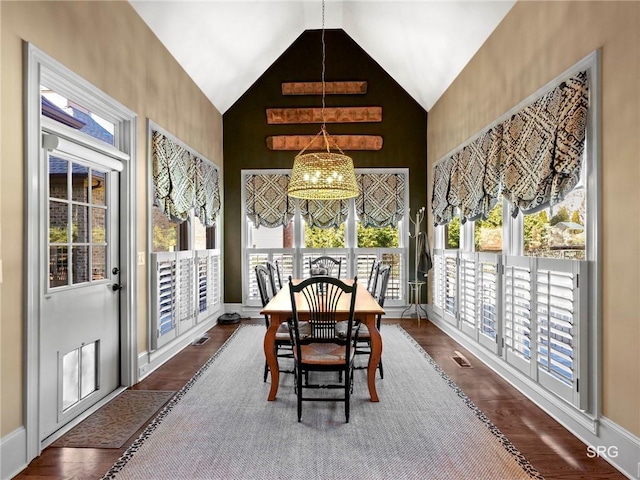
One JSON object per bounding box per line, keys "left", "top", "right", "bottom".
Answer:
{"left": 52, "top": 390, "right": 175, "bottom": 449}
{"left": 103, "top": 325, "right": 543, "bottom": 479}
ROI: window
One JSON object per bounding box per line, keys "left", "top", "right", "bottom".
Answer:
{"left": 243, "top": 169, "right": 408, "bottom": 306}
{"left": 148, "top": 122, "right": 222, "bottom": 350}
{"left": 431, "top": 57, "right": 596, "bottom": 414}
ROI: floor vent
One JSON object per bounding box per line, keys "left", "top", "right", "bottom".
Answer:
{"left": 451, "top": 350, "right": 472, "bottom": 368}
{"left": 192, "top": 334, "right": 210, "bottom": 346}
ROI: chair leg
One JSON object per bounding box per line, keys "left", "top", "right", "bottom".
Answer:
{"left": 378, "top": 359, "right": 384, "bottom": 379}
{"left": 297, "top": 368, "right": 303, "bottom": 422}
{"left": 263, "top": 361, "right": 268, "bottom": 382}
{"left": 345, "top": 369, "right": 351, "bottom": 423}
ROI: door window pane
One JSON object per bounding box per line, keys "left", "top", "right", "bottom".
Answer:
{"left": 71, "top": 163, "right": 89, "bottom": 202}
{"left": 72, "top": 246, "right": 89, "bottom": 284}
{"left": 92, "top": 208, "right": 106, "bottom": 243}
{"left": 92, "top": 246, "right": 107, "bottom": 280}
{"left": 50, "top": 246, "right": 68, "bottom": 287}
{"left": 49, "top": 156, "right": 68, "bottom": 199}
{"left": 49, "top": 200, "right": 69, "bottom": 243}
{"left": 72, "top": 205, "right": 89, "bottom": 243}
{"left": 91, "top": 170, "right": 106, "bottom": 206}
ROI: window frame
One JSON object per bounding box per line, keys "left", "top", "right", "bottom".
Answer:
{"left": 241, "top": 168, "right": 410, "bottom": 307}
{"left": 146, "top": 120, "right": 223, "bottom": 352}
{"left": 431, "top": 50, "right": 600, "bottom": 422}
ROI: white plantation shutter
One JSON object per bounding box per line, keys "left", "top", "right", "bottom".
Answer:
{"left": 196, "top": 251, "right": 209, "bottom": 318}
{"left": 443, "top": 250, "right": 459, "bottom": 325}
{"left": 151, "top": 253, "right": 178, "bottom": 350}
{"left": 477, "top": 253, "right": 501, "bottom": 354}
{"left": 209, "top": 252, "right": 221, "bottom": 309}
{"left": 535, "top": 258, "right": 588, "bottom": 409}
{"left": 459, "top": 252, "right": 477, "bottom": 338}
{"left": 195, "top": 250, "right": 222, "bottom": 321}
{"left": 177, "top": 252, "right": 195, "bottom": 333}
{"left": 503, "top": 256, "right": 535, "bottom": 377}
{"left": 432, "top": 250, "right": 445, "bottom": 312}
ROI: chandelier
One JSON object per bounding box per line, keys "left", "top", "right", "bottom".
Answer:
{"left": 287, "top": 0, "right": 359, "bottom": 201}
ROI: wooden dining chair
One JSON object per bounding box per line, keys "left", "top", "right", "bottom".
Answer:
{"left": 336, "top": 264, "right": 390, "bottom": 379}
{"left": 366, "top": 260, "right": 379, "bottom": 294}
{"left": 309, "top": 256, "right": 342, "bottom": 278}
{"left": 287, "top": 275, "right": 359, "bottom": 423}
{"left": 265, "top": 260, "right": 282, "bottom": 292}
{"left": 255, "top": 264, "right": 294, "bottom": 382}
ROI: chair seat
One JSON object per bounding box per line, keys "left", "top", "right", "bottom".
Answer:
{"left": 297, "top": 343, "right": 355, "bottom": 366}
{"left": 335, "top": 320, "right": 367, "bottom": 339}
{"left": 276, "top": 321, "right": 310, "bottom": 342}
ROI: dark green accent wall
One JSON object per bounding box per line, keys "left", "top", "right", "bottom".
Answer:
{"left": 223, "top": 29, "right": 427, "bottom": 303}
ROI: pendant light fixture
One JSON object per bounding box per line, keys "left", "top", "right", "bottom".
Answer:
{"left": 287, "top": 0, "right": 359, "bottom": 201}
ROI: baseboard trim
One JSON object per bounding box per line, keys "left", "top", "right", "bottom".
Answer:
{"left": 1, "top": 427, "right": 27, "bottom": 480}
{"left": 427, "top": 306, "right": 640, "bottom": 479}
{"left": 138, "top": 316, "right": 218, "bottom": 381}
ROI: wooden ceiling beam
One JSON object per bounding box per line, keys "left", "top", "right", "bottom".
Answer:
{"left": 266, "top": 135, "right": 383, "bottom": 151}
{"left": 281, "top": 81, "right": 367, "bottom": 95}
{"left": 266, "top": 106, "right": 382, "bottom": 124}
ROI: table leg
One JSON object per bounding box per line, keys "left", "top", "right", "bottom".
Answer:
{"left": 264, "top": 314, "right": 282, "bottom": 401}
{"left": 365, "top": 313, "right": 381, "bottom": 402}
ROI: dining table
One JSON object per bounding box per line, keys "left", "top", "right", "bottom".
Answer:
{"left": 261, "top": 278, "right": 385, "bottom": 402}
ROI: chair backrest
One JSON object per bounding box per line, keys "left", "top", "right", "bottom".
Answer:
{"left": 255, "top": 264, "right": 274, "bottom": 308}
{"left": 366, "top": 261, "right": 379, "bottom": 294}
{"left": 374, "top": 265, "right": 391, "bottom": 309}
{"left": 309, "top": 256, "right": 342, "bottom": 278}
{"left": 288, "top": 275, "right": 358, "bottom": 346}
{"left": 265, "top": 260, "right": 282, "bottom": 292}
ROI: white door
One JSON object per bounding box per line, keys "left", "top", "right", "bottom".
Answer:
{"left": 40, "top": 141, "right": 121, "bottom": 441}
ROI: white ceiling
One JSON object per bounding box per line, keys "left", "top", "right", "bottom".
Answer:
{"left": 130, "top": 0, "right": 515, "bottom": 113}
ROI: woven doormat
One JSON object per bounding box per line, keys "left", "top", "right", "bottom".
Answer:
{"left": 52, "top": 390, "right": 175, "bottom": 449}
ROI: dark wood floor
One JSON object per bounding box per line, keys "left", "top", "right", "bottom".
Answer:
{"left": 16, "top": 319, "right": 625, "bottom": 479}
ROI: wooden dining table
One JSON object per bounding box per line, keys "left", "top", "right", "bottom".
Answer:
{"left": 261, "top": 279, "right": 385, "bottom": 402}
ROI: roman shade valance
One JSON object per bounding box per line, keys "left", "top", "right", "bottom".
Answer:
{"left": 195, "top": 160, "right": 221, "bottom": 227}
{"left": 300, "top": 199, "right": 349, "bottom": 229}
{"left": 152, "top": 129, "right": 221, "bottom": 225}
{"left": 245, "top": 174, "right": 294, "bottom": 228}
{"left": 355, "top": 173, "right": 406, "bottom": 228}
{"left": 501, "top": 71, "right": 588, "bottom": 216}
{"left": 432, "top": 153, "right": 459, "bottom": 226}
{"left": 431, "top": 70, "right": 588, "bottom": 225}
{"left": 152, "top": 130, "right": 195, "bottom": 222}
{"left": 457, "top": 126, "right": 503, "bottom": 224}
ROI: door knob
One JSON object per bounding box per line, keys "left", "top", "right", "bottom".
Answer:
{"left": 111, "top": 283, "right": 124, "bottom": 291}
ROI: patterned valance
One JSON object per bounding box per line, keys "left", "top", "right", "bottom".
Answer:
{"left": 431, "top": 70, "right": 588, "bottom": 225}
{"left": 245, "top": 174, "right": 294, "bottom": 228}
{"left": 431, "top": 153, "right": 459, "bottom": 226}
{"left": 355, "top": 173, "right": 406, "bottom": 228}
{"left": 502, "top": 71, "right": 588, "bottom": 216}
{"left": 152, "top": 131, "right": 194, "bottom": 222}
{"left": 458, "top": 125, "right": 503, "bottom": 224}
{"left": 300, "top": 199, "right": 349, "bottom": 229}
{"left": 152, "top": 129, "right": 220, "bottom": 226}
{"left": 195, "top": 160, "right": 221, "bottom": 227}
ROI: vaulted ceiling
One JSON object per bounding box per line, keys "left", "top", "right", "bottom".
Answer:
{"left": 130, "top": 1, "right": 515, "bottom": 113}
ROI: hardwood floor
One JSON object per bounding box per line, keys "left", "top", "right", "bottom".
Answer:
{"left": 16, "top": 319, "right": 625, "bottom": 479}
